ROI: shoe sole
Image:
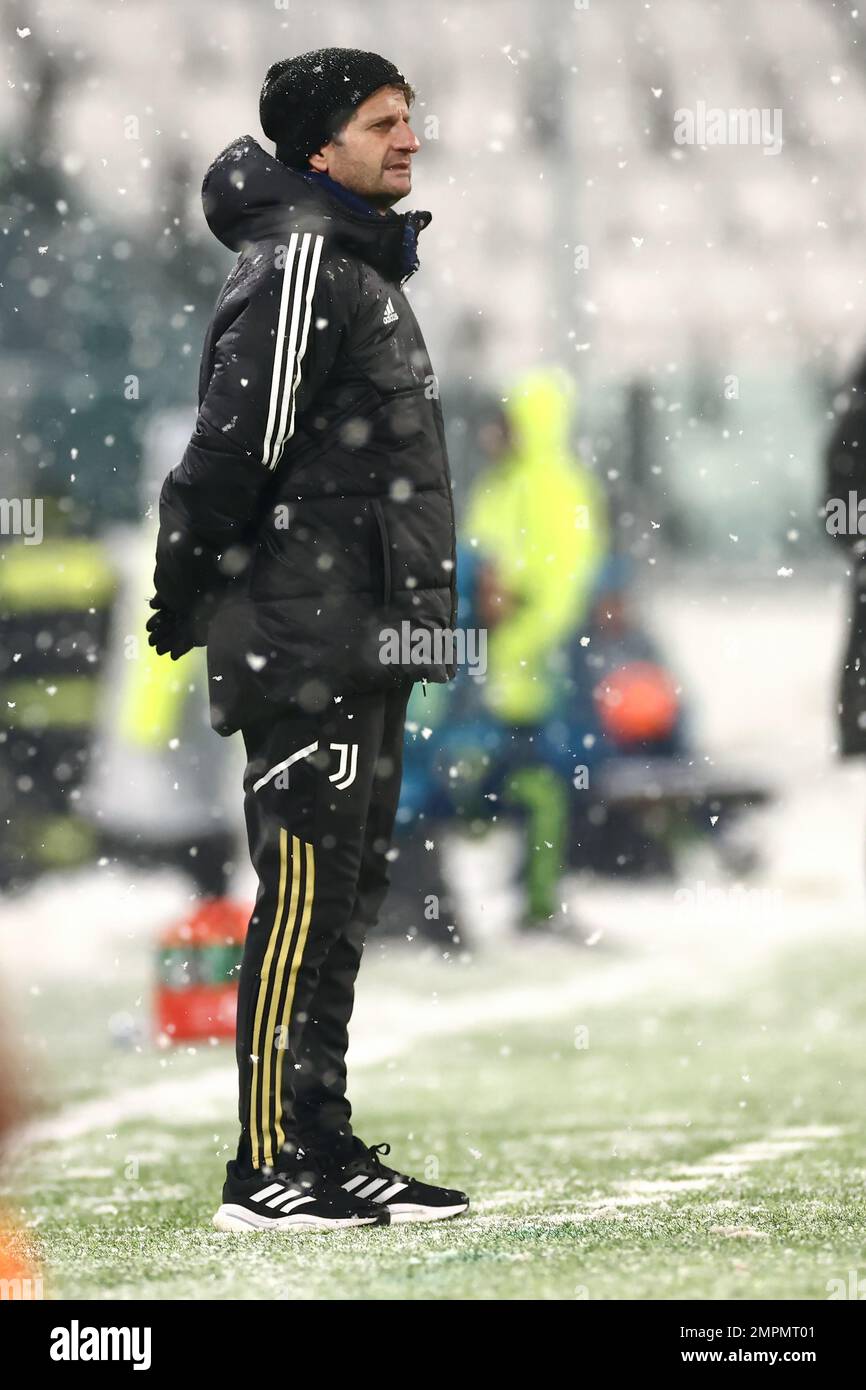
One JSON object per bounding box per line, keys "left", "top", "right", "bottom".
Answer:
{"left": 386, "top": 1201, "right": 469, "bottom": 1223}
{"left": 213, "top": 1204, "right": 385, "bottom": 1233}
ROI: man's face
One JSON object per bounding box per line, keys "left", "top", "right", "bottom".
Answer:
{"left": 308, "top": 85, "right": 420, "bottom": 210}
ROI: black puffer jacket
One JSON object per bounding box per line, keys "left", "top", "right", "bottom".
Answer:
{"left": 153, "top": 135, "right": 457, "bottom": 736}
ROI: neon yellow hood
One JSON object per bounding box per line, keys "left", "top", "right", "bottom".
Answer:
{"left": 501, "top": 366, "right": 577, "bottom": 464}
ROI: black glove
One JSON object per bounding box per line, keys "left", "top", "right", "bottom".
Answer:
{"left": 145, "top": 598, "right": 199, "bottom": 661}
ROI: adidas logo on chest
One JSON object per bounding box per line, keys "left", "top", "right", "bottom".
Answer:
{"left": 382, "top": 296, "right": 399, "bottom": 325}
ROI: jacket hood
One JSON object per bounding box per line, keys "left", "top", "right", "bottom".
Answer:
{"left": 502, "top": 368, "right": 579, "bottom": 465}
{"left": 201, "top": 134, "right": 431, "bottom": 285}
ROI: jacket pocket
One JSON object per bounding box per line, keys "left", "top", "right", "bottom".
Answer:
{"left": 370, "top": 498, "right": 392, "bottom": 605}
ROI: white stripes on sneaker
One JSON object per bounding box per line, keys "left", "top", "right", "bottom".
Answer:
{"left": 264, "top": 1193, "right": 315, "bottom": 1214}
{"left": 250, "top": 1182, "right": 285, "bottom": 1202}
{"left": 371, "top": 1181, "right": 411, "bottom": 1203}
{"left": 249, "top": 1181, "right": 314, "bottom": 1214}
{"left": 342, "top": 1175, "right": 409, "bottom": 1203}
{"left": 262, "top": 230, "right": 325, "bottom": 471}
{"left": 342, "top": 1175, "right": 368, "bottom": 1193}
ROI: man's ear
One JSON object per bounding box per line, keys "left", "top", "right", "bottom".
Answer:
{"left": 307, "top": 146, "right": 330, "bottom": 173}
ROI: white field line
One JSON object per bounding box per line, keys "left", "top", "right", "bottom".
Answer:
{"left": 472, "top": 1124, "right": 844, "bottom": 1224}
{"left": 6, "top": 955, "right": 703, "bottom": 1152}
{"left": 3, "top": 885, "right": 840, "bottom": 1157}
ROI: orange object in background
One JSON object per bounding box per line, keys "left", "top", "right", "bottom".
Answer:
{"left": 594, "top": 661, "right": 679, "bottom": 745}
{"left": 0, "top": 1232, "right": 42, "bottom": 1298}
{"left": 156, "top": 898, "right": 250, "bottom": 1042}
{"left": 0, "top": 1015, "right": 42, "bottom": 1299}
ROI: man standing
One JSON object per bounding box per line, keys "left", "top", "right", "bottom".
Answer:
{"left": 148, "top": 49, "right": 466, "bottom": 1231}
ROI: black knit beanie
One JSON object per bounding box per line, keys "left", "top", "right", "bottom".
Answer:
{"left": 260, "top": 48, "right": 409, "bottom": 170}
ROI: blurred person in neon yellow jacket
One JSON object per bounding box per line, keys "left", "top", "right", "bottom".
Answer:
{"left": 464, "top": 368, "right": 609, "bottom": 928}
{"left": 467, "top": 367, "right": 608, "bottom": 726}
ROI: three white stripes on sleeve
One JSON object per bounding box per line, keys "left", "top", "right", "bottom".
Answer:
{"left": 262, "top": 231, "right": 325, "bottom": 471}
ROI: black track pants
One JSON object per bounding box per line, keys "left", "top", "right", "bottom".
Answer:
{"left": 231, "top": 683, "right": 412, "bottom": 1178}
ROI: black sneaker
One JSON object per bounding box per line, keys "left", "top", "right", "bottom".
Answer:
{"left": 322, "top": 1138, "right": 470, "bottom": 1224}
{"left": 213, "top": 1148, "right": 390, "bottom": 1232}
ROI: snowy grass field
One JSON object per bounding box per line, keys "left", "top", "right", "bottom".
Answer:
{"left": 2, "top": 781, "right": 866, "bottom": 1301}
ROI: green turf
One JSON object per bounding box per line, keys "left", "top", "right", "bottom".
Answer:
{"left": 4, "top": 932, "right": 866, "bottom": 1300}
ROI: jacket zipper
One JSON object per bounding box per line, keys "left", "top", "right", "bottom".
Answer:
{"left": 429, "top": 400, "right": 458, "bottom": 629}
{"left": 370, "top": 498, "right": 392, "bottom": 605}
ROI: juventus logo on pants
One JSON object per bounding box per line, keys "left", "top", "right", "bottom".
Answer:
{"left": 328, "top": 743, "right": 358, "bottom": 789}
{"left": 253, "top": 741, "right": 360, "bottom": 793}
